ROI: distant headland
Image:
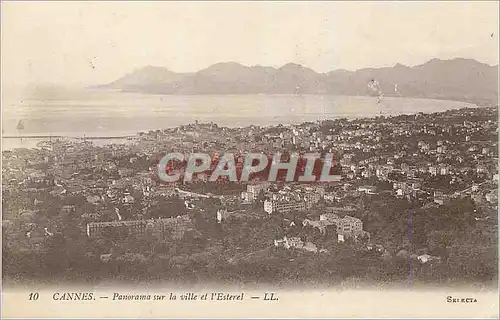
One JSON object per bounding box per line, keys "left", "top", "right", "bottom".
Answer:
{"left": 95, "top": 58, "right": 498, "bottom": 106}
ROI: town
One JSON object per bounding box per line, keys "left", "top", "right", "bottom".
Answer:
{"left": 2, "top": 106, "right": 498, "bottom": 287}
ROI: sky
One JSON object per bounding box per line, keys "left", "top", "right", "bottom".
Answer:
{"left": 2, "top": 1, "right": 499, "bottom": 86}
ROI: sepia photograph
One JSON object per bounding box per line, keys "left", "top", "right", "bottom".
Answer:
{"left": 1, "top": 1, "right": 499, "bottom": 318}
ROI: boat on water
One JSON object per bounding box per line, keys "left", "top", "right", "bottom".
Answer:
{"left": 16, "top": 120, "right": 25, "bottom": 131}
{"left": 16, "top": 119, "right": 26, "bottom": 141}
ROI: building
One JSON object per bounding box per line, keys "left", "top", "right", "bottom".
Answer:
{"left": 302, "top": 219, "right": 333, "bottom": 234}
{"left": 86, "top": 215, "right": 193, "bottom": 240}
{"left": 216, "top": 209, "right": 231, "bottom": 223}
{"left": 485, "top": 191, "right": 498, "bottom": 204}
{"left": 264, "top": 199, "right": 306, "bottom": 214}
{"left": 417, "top": 254, "right": 442, "bottom": 264}
{"left": 241, "top": 192, "right": 252, "bottom": 203}
{"left": 433, "top": 191, "right": 450, "bottom": 205}
{"left": 154, "top": 183, "right": 176, "bottom": 197}
{"left": 61, "top": 205, "right": 76, "bottom": 214}
{"left": 429, "top": 166, "right": 438, "bottom": 176}
{"left": 337, "top": 234, "right": 345, "bottom": 243}
{"left": 242, "top": 183, "right": 270, "bottom": 203}
{"left": 439, "top": 164, "right": 451, "bottom": 175}
{"left": 335, "top": 215, "right": 364, "bottom": 235}
{"left": 357, "top": 185, "right": 377, "bottom": 194}
{"left": 304, "top": 191, "right": 321, "bottom": 209}
{"left": 318, "top": 212, "right": 367, "bottom": 239}
{"left": 276, "top": 236, "right": 302, "bottom": 249}
{"left": 87, "top": 220, "right": 146, "bottom": 238}
{"left": 274, "top": 236, "right": 318, "bottom": 253}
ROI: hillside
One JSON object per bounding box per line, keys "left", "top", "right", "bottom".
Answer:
{"left": 100, "top": 58, "right": 498, "bottom": 105}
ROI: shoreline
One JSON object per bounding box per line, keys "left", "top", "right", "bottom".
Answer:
{"left": 1, "top": 103, "right": 489, "bottom": 138}
{"left": 1, "top": 105, "right": 494, "bottom": 151}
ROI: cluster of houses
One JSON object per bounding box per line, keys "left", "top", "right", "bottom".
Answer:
{"left": 274, "top": 236, "right": 321, "bottom": 253}
{"left": 274, "top": 205, "right": 370, "bottom": 253}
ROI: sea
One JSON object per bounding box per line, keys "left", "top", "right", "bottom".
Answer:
{"left": 1, "top": 87, "right": 476, "bottom": 150}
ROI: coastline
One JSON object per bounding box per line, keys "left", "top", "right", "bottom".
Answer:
{"left": 1, "top": 103, "right": 491, "bottom": 151}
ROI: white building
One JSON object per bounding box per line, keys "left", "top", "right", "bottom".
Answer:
{"left": 341, "top": 216, "right": 362, "bottom": 233}
{"left": 357, "top": 185, "right": 377, "bottom": 194}
{"left": 274, "top": 236, "right": 318, "bottom": 252}
{"left": 242, "top": 182, "right": 270, "bottom": 203}
{"left": 216, "top": 209, "right": 230, "bottom": 223}
{"left": 337, "top": 234, "right": 345, "bottom": 243}
{"left": 318, "top": 213, "right": 365, "bottom": 238}
{"left": 264, "top": 199, "right": 306, "bottom": 214}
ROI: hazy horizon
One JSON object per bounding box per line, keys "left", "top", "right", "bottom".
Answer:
{"left": 2, "top": 1, "right": 498, "bottom": 87}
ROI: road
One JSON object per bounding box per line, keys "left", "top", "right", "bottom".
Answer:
{"left": 175, "top": 188, "right": 223, "bottom": 199}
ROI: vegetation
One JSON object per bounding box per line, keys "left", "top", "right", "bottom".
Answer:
{"left": 3, "top": 195, "right": 497, "bottom": 287}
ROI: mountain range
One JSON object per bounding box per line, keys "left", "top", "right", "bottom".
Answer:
{"left": 99, "top": 58, "right": 498, "bottom": 105}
